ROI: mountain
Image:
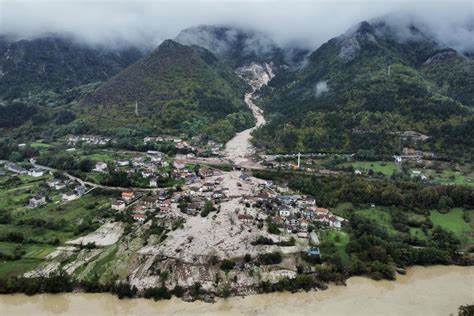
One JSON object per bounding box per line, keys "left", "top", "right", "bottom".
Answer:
{"left": 175, "top": 25, "right": 309, "bottom": 69}
{"left": 254, "top": 21, "right": 474, "bottom": 159}
{"left": 82, "top": 39, "right": 253, "bottom": 141}
{"left": 0, "top": 35, "right": 144, "bottom": 100}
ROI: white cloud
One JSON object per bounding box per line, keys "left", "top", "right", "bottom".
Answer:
{"left": 0, "top": 0, "right": 472, "bottom": 52}
{"left": 314, "top": 81, "right": 329, "bottom": 97}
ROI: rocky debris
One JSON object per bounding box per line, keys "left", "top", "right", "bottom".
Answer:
{"left": 66, "top": 222, "right": 124, "bottom": 247}
{"left": 236, "top": 62, "right": 275, "bottom": 90}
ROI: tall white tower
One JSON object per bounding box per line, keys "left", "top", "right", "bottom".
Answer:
{"left": 297, "top": 152, "right": 301, "bottom": 168}
{"left": 135, "top": 101, "right": 139, "bottom": 116}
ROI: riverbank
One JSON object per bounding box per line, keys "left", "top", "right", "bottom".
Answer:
{"left": 1, "top": 266, "right": 472, "bottom": 316}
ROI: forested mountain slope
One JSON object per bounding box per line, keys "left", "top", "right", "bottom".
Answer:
{"left": 82, "top": 39, "right": 254, "bottom": 141}
{"left": 0, "top": 35, "right": 143, "bottom": 100}
{"left": 254, "top": 21, "right": 474, "bottom": 160}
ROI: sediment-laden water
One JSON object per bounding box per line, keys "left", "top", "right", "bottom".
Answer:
{"left": 1, "top": 266, "right": 472, "bottom": 316}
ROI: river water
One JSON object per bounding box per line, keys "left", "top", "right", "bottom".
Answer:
{"left": 1, "top": 266, "right": 472, "bottom": 316}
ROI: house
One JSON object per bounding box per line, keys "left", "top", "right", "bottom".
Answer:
{"left": 305, "top": 197, "right": 316, "bottom": 206}
{"left": 309, "top": 232, "right": 320, "bottom": 246}
{"left": 298, "top": 219, "right": 309, "bottom": 231}
{"left": 121, "top": 191, "right": 135, "bottom": 202}
{"left": 6, "top": 163, "right": 27, "bottom": 175}
{"left": 239, "top": 173, "right": 250, "bottom": 182}
{"left": 199, "top": 167, "right": 213, "bottom": 178}
{"left": 315, "top": 207, "right": 329, "bottom": 215}
{"left": 173, "top": 160, "right": 186, "bottom": 170}
{"left": 54, "top": 181, "right": 66, "bottom": 190}
{"left": 237, "top": 214, "right": 254, "bottom": 223}
{"left": 66, "top": 148, "right": 76, "bottom": 152}
{"left": 142, "top": 196, "right": 159, "bottom": 208}
{"left": 202, "top": 182, "right": 214, "bottom": 192}
{"left": 75, "top": 185, "right": 87, "bottom": 196}
{"left": 111, "top": 200, "right": 126, "bottom": 211}
{"left": 264, "top": 180, "right": 274, "bottom": 188}
{"left": 354, "top": 169, "right": 362, "bottom": 175}
{"left": 132, "top": 213, "right": 146, "bottom": 222}
{"left": 213, "top": 190, "right": 224, "bottom": 199}
{"left": 186, "top": 202, "right": 201, "bottom": 215}
{"left": 47, "top": 179, "right": 60, "bottom": 188}
{"left": 27, "top": 168, "right": 44, "bottom": 177}
{"left": 189, "top": 187, "right": 200, "bottom": 196}
{"left": 393, "top": 155, "right": 403, "bottom": 164}
{"left": 149, "top": 178, "right": 158, "bottom": 188}
{"left": 29, "top": 195, "right": 46, "bottom": 207}
{"left": 286, "top": 214, "right": 298, "bottom": 227}
{"left": 307, "top": 247, "right": 321, "bottom": 257}
{"left": 328, "top": 216, "right": 343, "bottom": 229}
{"left": 62, "top": 191, "right": 78, "bottom": 201}
{"left": 141, "top": 171, "right": 154, "bottom": 178}
{"left": 116, "top": 160, "right": 130, "bottom": 167}
{"left": 278, "top": 205, "right": 291, "bottom": 217}
{"left": 214, "top": 177, "right": 224, "bottom": 185}
{"left": 277, "top": 186, "right": 289, "bottom": 193}
{"left": 94, "top": 162, "right": 108, "bottom": 172}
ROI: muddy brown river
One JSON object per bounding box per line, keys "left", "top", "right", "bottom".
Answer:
{"left": 1, "top": 266, "right": 473, "bottom": 316}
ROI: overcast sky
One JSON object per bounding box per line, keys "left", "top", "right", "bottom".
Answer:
{"left": 0, "top": 0, "right": 473, "bottom": 51}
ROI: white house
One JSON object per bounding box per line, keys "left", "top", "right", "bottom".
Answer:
{"left": 94, "top": 162, "right": 108, "bottom": 172}
{"left": 111, "top": 200, "right": 126, "bottom": 211}
{"left": 62, "top": 191, "right": 78, "bottom": 202}
{"left": 116, "top": 160, "right": 130, "bottom": 167}
{"left": 28, "top": 168, "right": 44, "bottom": 177}
{"left": 173, "top": 160, "right": 186, "bottom": 170}
{"left": 29, "top": 195, "right": 46, "bottom": 207}
{"left": 279, "top": 206, "right": 291, "bottom": 217}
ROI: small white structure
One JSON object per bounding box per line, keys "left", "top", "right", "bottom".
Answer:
{"left": 111, "top": 200, "right": 126, "bottom": 211}
{"left": 62, "top": 191, "right": 78, "bottom": 202}
{"left": 94, "top": 162, "right": 108, "bottom": 172}
{"left": 28, "top": 168, "right": 44, "bottom": 177}
{"left": 116, "top": 160, "right": 130, "bottom": 167}
{"left": 29, "top": 195, "right": 46, "bottom": 207}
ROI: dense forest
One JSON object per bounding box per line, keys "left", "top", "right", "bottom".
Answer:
{"left": 253, "top": 22, "right": 474, "bottom": 161}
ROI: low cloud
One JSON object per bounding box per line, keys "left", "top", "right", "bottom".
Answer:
{"left": 314, "top": 81, "right": 329, "bottom": 97}
{"left": 0, "top": 1, "right": 472, "bottom": 53}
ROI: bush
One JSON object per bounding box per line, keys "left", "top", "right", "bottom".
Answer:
{"left": 258, "top": 252, "right": 282, "bottom": 265}
{"left": 220, "top": 259, "right": 235, "bottom": 272}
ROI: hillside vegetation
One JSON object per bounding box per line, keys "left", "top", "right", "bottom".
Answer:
{"left": 81, "top": 40, "right": 253, "bottom": 142}
{"left": 254, "top": 22, "right": 474, "bottom": 160}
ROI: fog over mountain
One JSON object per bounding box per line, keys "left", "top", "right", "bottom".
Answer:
{"left": 0, "top": 0, "right": 473, "bottom": 53}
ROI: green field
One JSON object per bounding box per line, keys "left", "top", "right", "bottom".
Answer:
{"left": 429, "top": 170, "right": 474, "bottom": 187}
{"left": 430, "top": 208, "right": 473, "bottom": 245}
{"left": 351, "top": 161, "right": 400, "bottom": 176}
{"left": 319, "top": 230, "right": 350, "bottom": 262}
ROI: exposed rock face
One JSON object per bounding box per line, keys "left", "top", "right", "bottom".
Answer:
{"left": 337, "top": 22, "right": 378, "bottom": 63}
{"left": 236, "top": 62, "right": 275, "bottom": 90}
{"left": 423, "top": 49, "right": 458, "bottom": 65}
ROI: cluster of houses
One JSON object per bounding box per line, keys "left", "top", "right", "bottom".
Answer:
{"left": 68, "top": 135, "right": 112, "bottom": 146}
{"left": 270, "top": 196, "right": 345, "bottom": 233}
{"left": 5, "top": 162, "right": 43, "bottom": 177}
{"left": 232, "top": 178, "right": 346, "bottom": 235}
{"left": 28, "top": 179, "right": 88, "bottom": 208}
{"left": 111, "top": 189, "right": 177, "bottom": 222}
{"left": 92, "top": 150, "right": 224, "bottom": 188}
{"left": 143, "top": 135, "right": 224, "bottom": 156}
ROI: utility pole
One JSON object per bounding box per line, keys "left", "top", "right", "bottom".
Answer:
{"left": 297, "top": 152, "right": 301, "bottom": 169}
{"left": 388, "top": 65, "right": 391, "bottom": 76}
{"left": 135, "top": 101, "right": 139, "bottom": 116}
